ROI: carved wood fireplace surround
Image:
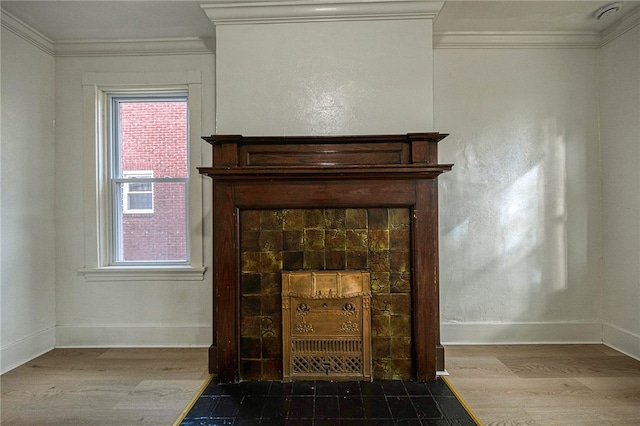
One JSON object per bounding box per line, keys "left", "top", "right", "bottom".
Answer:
{"left": 199, "top": 133, "right": 452, "bottom": 382}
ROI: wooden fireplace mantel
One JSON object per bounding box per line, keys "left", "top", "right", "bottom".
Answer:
{"left": 199, "top": 133, "right": 452, "bottom": 382}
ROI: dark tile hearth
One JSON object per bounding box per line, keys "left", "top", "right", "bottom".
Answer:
{"left": 180, "top": 378, "right": 478, "bottom": 425}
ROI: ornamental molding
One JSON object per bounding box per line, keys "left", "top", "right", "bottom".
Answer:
{"left": 433, "top": 31, "right": 602, "bottom": 49}
{"left": 3, "top": 2, "right": 639, "bottom": 55}
{"left": 201, "top": 0, "right": 444, "bottom": 25}
{"left": 434, "top": 5, "right": 640, "bottom": 49}
{"left": 1, "top": 9, "right": 213, "bottom": 57}
{"left": 53, "top": 38, "right": 214, "bottom": 57}
{"left": 1, "top": 9, "right": 54, "bottom": 56}
{"left": 600, "top": 4, "right": 640, "bottom": 47}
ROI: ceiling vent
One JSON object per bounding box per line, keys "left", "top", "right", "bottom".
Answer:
{"left": 594, "top": 2, "right": 622, "bottom": 20}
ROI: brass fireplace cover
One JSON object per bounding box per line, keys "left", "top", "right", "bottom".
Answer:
{"left": 282, "top": 271, "right": 372, "bottom": 382}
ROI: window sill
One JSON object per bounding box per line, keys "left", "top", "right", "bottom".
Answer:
{"left": 79, "top": 265, "right": 207, "bottom": 282}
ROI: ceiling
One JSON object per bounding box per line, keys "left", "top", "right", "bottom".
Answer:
{"left": 1, "top": 1, "right": 639, "bottom": 42}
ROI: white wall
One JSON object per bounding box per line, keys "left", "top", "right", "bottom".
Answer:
{"left": 434, "top": 47, "right": 603, "bottom": 344}
{"left": 1, "top": 26, "right": 57, "bottom": 373}
{"left": 216, "top": 19, "right": 435, "bottom": 135}
{"left": 54, "top": 54, "right": 215, "bottom": 347}
{"left": 599, "top": 24, "right": 640, "bottom": 359}
{"left": 2, "top": 6, "right": 639, "bottom": 370}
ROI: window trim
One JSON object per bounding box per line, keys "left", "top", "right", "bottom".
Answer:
{"left": 80, "top": 71, "right": 206, "bottom": 281}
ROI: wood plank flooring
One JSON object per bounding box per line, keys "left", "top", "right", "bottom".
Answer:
{"left": 1, "top": 345, "right": 638, "bottom": 425}
{"left": 0, "top": 348, "right": 209, "bottom": 425}
{"left": 445, "top": 344, "right": 640, "bottom": 425}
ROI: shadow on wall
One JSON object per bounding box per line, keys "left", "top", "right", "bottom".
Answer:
{"left": 437, "top": 116, "right": 588, "bottom": 343}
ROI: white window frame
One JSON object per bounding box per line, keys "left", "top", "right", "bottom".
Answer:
{"left": 80, "top": 71, "right": 206, "bottom": 281}
{"left": 122, "top": 170, "right": 154, "bottom": 214}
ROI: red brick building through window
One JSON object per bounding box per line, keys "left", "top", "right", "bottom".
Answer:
{"left": 116, "top": 99, "right": 188, "bottom": 262}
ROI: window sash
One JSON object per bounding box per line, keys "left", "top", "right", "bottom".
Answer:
{"left": 108, "top": 94, "right": 190, "bottom": 266}
{"left": 111, "top": 179, "right": 189, "bottom": 264}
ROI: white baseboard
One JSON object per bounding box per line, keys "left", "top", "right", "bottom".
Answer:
{"left": 603, "top": 322, "right": 640, "bottom": 361}
{"left": 441, "top": 321, "right": 602, "bottom": 345}
{"left": 55, "top": 324, "right": 211, "bottom": 348}
{"left": 1, "top": 326, "right": 56, "bottom": 374}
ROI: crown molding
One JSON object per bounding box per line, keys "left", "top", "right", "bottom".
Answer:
{"left": 1, "top": 9, "right": 214, "bottom": 57}
{"left": 1, "top": 9, "right": 54, "bottom": 56}
{"left": 201, "top": 0, "right": 444, "bottom": 25}
{"left": 435, "top": 4, "right": 640, "bottom": 50}
{"left": 53, "top": 38, "right": 215, "bottom": 57}
{"left": 433, "top": 31, "right": 601, "bottom": 49}
{"left": 4, "top": 2, "right": 638, "bottom": 55}
{"left": 600, "top": 4, "right": 640, "bottom": 47}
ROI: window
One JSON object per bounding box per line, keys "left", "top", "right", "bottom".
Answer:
{"left": 109, "top": 94, "right": 188, "bottom": 264}
{"left": 122, "top": 171, "right": 154, "bottom": 213}
{"left": 81, "top": 71, "right": 205, "bottom": 281}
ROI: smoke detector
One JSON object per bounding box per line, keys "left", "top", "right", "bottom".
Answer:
{"left": 594, "top": 2, "right": 622, "bottom": 20}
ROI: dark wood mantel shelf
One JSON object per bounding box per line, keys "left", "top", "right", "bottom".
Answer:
{"left": 199, "top": 133, "right": 452, "bottom": 382}
{"left": 197, "top": 166, "right": 453, "bottom": 182}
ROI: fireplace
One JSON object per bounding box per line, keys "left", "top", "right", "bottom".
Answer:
{"left": 199, "top": 133, "right": 451, "bottom": 382}
{"left": 238, "top": 207, "right": 415, "bottom": 380}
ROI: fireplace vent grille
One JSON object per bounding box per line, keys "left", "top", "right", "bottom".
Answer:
{"left": 282, "top": 271, "right": 372, "bottom": 382}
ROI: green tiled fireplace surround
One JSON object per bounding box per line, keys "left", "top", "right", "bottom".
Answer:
{"left": 240, "top": 208, "right": 413, "bottom": 381}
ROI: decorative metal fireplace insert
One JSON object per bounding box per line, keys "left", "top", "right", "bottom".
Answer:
{"left": 282, "top": 271, "right": 372, "bottom": 382}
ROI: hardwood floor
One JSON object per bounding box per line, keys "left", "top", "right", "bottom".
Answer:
{"left": 1, "top": 345, "right": 638, "bottom": 425}
{"left": 0, "top": 348, "right": 210, "bottom": 426}
{"left": 445, "top": 344, "right": 640, "bottom": 425}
